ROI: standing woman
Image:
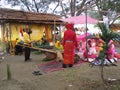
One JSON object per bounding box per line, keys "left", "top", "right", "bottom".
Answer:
{"left": 62, "top": 23, "right": 78, "bottom": 68}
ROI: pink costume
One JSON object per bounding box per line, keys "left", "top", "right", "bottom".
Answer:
{"left": 107, "top": 40, "right": 115, "bottom": 59}
{"left": 106, "top": 40, "right": 115, "bottom": 59}
{"left": 83, "top": 40, "right": 98, "bottom": 59}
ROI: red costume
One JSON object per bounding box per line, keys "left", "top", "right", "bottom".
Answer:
{"left": 62, "top": 23, "right": 78, "bottom": 68}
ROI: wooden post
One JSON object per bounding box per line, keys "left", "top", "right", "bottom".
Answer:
{"left": 9, "top": 23, "right": 13, "bottom": 54}
{"left": 1, "top": 24, "right": 4, "bottom": 43}
{"left": 53, "top": 19, "right": 56, "bottom": 43}
{"left": 7, "top": 64, "right": 12, "bottom": 80}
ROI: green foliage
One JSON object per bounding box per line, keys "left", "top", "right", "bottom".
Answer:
{"left": 34, "top": 51, "right": 43, "bottom": 55}
{"left": 112, "top": 33, "right": 120, "bottom": 41}
{"left": 94, "top": 23, "right": 120, "bottom": 83}
{"left": 1, "top": 0, "right": 120, "bottom": 20}
{"left": 93, "top": 23, "right": 120, "bottom": 65}
{"left": 97, "top": 0, "right": 120, "bottom": 13}
{"left": 42, "top": 57, "right": 55, "bottom": 62}
{"left": 98, "top": 23, "right": 120, "bottom": 44}
{"left": 95, "top": 23, "right": 120, "bottom": 62}
{"left": 88, "top": 11, "right": 101, "bottom": 19}
{"left": 97, "top": 43, "right": 109, "bottom": 60}
{"left": 97, "top": 24, "right": 109, "bottom": 58}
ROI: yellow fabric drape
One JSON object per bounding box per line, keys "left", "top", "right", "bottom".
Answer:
{"left": 45, "top": 25, "right": 52, "bottom": 41}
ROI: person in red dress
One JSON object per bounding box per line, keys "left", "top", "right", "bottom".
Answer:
{"left": 62, "top": 23, "right": 78, "bottom": 68}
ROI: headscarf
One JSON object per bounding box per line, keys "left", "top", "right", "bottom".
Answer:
{"left": 65, "top": 23, "right": 74, "bottom": 30}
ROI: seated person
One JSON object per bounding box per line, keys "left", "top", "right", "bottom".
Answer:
{"left": 107, "top": 40, "right": 115, "bottom": 59}
{"left": 106, "top": 40, "right": 117, "bottom": 65}
{"left": 14, "top": 38, "right": 23, "bottom": 55}
{"left": 83, "top": 40, "right": 98, "bottom": 59}
{"left": 41, "top": 37, "right": 49, "bottom": 45}
{"left": 95, "top": 38, "right": 103, "bottom": 54}
{"left": 55, "top": 41, "right": 63, "bottom": 50}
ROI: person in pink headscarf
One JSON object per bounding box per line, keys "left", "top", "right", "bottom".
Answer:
{"left": 107, "top": 40, "right": 115, "bottom": 59}
{"left": 106, "top": 40, "right": 117, "bottom": 66}
{"left": 62, "top": 23, "right": 79, "bottom": 68}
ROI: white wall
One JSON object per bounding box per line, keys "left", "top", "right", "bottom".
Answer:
{"left": 74, "top": 24, "right": 101, "bottom": 35}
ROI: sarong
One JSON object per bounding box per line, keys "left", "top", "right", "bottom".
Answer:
{"left": 63, "top": 41, "right": 74, "bottom": 64}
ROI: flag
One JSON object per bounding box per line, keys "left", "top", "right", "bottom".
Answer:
{"left": 19, "top": 27, "right": 24, "bottom": 40}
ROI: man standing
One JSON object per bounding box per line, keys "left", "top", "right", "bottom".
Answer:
{"left": 23, "top": 28, "right": 31, "bottom": 62}
{"left": 62, "top": 23, "right": 78, "bottom": 68}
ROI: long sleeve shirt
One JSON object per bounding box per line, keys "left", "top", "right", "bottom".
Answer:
{"left": 23, "top": 32, "right": 31, "bottom": 44}
{"left": 62, "top": 29, "right": 78, "bottom": 48}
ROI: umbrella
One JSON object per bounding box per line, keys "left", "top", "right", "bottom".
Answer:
{"left": 60, "top": 15, "right": 98, "bottom": 24}
{"left": 77, "top": 33, "right": 90, "bottom": 41}
{"left": 86, "top": 35, "right": 98, "bottom": 39}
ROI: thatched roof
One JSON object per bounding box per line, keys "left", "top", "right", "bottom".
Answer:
{"left": 0, "top": 8, "right": 63, "bottom": 24}
{"left": 110, "top": 24, "right": 120, "bottom": 31}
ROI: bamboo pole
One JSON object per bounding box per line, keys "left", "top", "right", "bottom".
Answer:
{"left": 17, "top": 44, "right": 57, "bottom": 54}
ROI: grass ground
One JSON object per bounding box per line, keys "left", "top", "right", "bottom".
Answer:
{"left": 0, "top": 47, "right": 120, "bottom": 90}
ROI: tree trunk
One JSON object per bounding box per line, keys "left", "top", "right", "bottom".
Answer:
{"left": 101, "top": 59, "right": 105, "bottom": 83}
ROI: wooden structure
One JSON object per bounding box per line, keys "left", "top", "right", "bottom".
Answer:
{"left": 0, "top": 8, "right": 62, "bottom": 24}
{"left": 0, "top": 8, "right": 63, "bottom": 54}
{"left": 110, "top": 24, "right": 120, "bottom": 31}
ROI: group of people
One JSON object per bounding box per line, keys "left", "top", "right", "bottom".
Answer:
{"left": 62, "top": 23, "right": 120, "bottom": 67}
{"left": 14, "top": 23, "right": 119, "bottom": 67}
{"left": 83, "top": 38, "right": 103, "bottom": 59}
{"left": 14, "top": 23, "right": 77, "bottom": 66}
{"left": 83, "top": 37, "right": 119, "bottom": 64}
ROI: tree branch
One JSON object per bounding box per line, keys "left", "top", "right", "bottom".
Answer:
{"left": 60, "top": 0, "right": 67, "bottom": 18}
{"left": 20, "top": 0, "right": 31, "bottom": 11}
{"left": 76, "top": 0, "right": 86, "bottom": 16}
{"left": 32, "top": 0, "right": 39, "bottom": 12}
{"left": 52, "top": 0, "right": 60, "bottom": 13}
{"left": 70, "top": 0, "right": 76, "bottom": 16}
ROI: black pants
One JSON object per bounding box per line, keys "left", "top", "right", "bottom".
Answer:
{"left": 24, "top": 45, "right": 31, "bottom": 61}
{"left": 62, "top": 64, "right": 73, "bottom": 68}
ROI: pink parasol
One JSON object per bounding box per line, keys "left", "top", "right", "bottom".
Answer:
{"left": 77, "top": 33, "right": 90, "bottom": 41}
{"left": 60, "top": 15, "right": 98, "bottom": 24}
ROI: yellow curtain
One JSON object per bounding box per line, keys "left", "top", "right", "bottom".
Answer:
{"left": 45, "top": 25, "right": 52, "bottom": 41}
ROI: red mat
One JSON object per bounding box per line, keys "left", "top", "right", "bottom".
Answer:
{"left": 38, "top": 60, "right": 84, "bottom": 73}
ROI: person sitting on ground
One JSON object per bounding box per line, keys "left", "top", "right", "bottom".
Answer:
{"left": 14, "top": 38, "right": 23, "bottom": 55}
{"left": 41, "top": 37, "right": 49, "bottom": 45}
{"left": 55, "top": 41, "right": 63, "bottom": 50}
{"left": 83, "top": 39, "right": 98, "bottom": 62}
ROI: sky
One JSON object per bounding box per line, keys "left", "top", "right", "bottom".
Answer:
{"left": 0, "top": 0, "right": 67, "bottom": 10}
{"left": 0, "top": 0, "right": 21, "bottom": 10}
{"left": 0, "top": 0, "right": 64, "bottom": 14}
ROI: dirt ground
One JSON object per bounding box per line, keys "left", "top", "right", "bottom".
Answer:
{"left": 0, "top": 47, "right": 120, "bottom": 90}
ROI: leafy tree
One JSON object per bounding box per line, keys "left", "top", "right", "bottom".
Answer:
{"left": 94, "top": 23, "right": 120, "bottom": 83}
{"left": 1, "top": 0, "right": 95, "bottom": 17}
{"left": 1, "top": 0, "right": 120, "bottom": 22}
{"left": 94, "top": 0, "right": 120, "bottom": 24}
{"left": 3, "top": 0, "right": 53, "bottom": 13}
